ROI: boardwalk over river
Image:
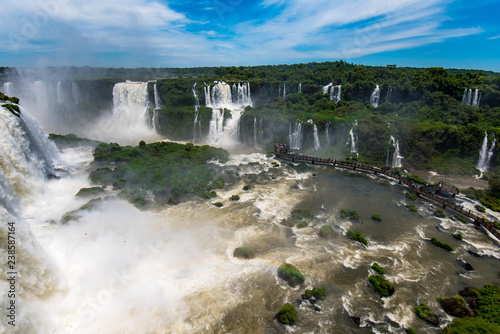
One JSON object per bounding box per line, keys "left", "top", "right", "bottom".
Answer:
{"left": 274, "top": 145, "right": 500, "bottom": 242}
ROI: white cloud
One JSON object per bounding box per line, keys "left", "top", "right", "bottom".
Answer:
{"left": 488, "top": 35, "right": 500, "bottom": 40}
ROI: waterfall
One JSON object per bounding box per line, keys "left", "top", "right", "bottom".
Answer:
{"left": 462, "top": 88, "right": 481, "bottom": 107}
{"left": 192, "top": 83, "right": 201, "bottom": 142}
{"left": 112, "top": 81, "right": 151, "bottom": 128}
{"left": 34, "top": 81, "right": 49, "bottom": 112}
{"left": 153, "top": 83, "right": 161, "bottom": 109}
{"left": 253, "top": 117, "right": 258, "bottom": 148}
{"left": 346, "top": 120, "right": 358, "bottom": 157}
{"left": 72, "top": 82, "right": 81, "bottom": 105}
{"left": 0, "top": 103, "right": 60, "bottom": 215}
{"left": 56, "top": 81, "right": 64, "bottom": 105}
{"left": 205, "top": 81, "right": 252, "bottom": 146}
{"left": 385, "top": 87, "right": 393, "bottom": 103}
{"left": 325, "top": 121, "right": 331, "bottom": 147}
{"left": 3, "top": 82, "right": 13, "bottom": 96}
{"left": 476, "top": 131, "right": 497, "bottom": 173}
{"left": 370, "top": 85, "right": 381, "bottom": 107}
{"left": 282, "top": 84, "right": 286, "bottom": 99}
{"left": 313, "top": 125, "right": 321, "bottom": 150}
{"left": 386, "top": 136, "right": 403, "bottom": 168}
{"left": 289, "top": 122, "right": 303, "bottom": 150}
{"left": 322, "top": 83, "right": 341, "bottom": 103}
{"left": 298, "top": 83, "right": 302, "bottom": 93}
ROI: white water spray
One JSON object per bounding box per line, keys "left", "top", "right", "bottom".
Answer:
{"left": 289, "top": 122, "right": 303, "bottom": 149}
{"left": 370, "top": 85, "right": 381, "bottom": 107}
{"left": 3, "top": 81, "right": 13, "bottom": 96}
{"left": 325, "top": 121, "right": 331, "bottom": 147}
{"left": 476, "top": 131, "right": 497, "bottom": 173}
{"left": 72, "top": 82, "right": 81, "bottom": 105}
{"left": 205, "top": 81, "right": 252, "bottom": 146}
{"left": 386, "top": 135, "right": 403, "bottom": 168}
{"left": 313, "top": 124, "right": 321, "bottom": 150}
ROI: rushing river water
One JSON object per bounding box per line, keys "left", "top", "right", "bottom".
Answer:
{"left": 5, "top": 143, "right": 500, "bottom": 334}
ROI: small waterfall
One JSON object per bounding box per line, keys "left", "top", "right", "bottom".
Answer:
{"left": 253, "top": 117, "right": 258, "bottom": 148}
{"left": 206, "top": 81, "right": 252, "bottom": 145}
{"left": 325, "top": 121, "right": 331, "bottom": 147}
{"left": 298, "top": 83, "right": 302, "bottom": 93}
{"left": 0, "top": 103, "right": 60, "bottom": 215}
{"left": 386, "top": 136, "right": 403, "bottom": 168}
{"left": 282, "top": 84, "right": 286, "bottom": 99}
{"left": 370, "top": 85, "right": 381, "bottom": 107}
{"left": 346, "top": 120, "right": 358, "bottom": 157}
{"left": 322, "top": 83, "right": 341, "bottom": 103}
{"left": 313, "top": 124, "right": 321, "bottom": 150}
{"left": 3, "top": 82, "right": 13, "bottom": 96}
{"left": 476, "top": 131, "right": 497, "bottom": 173}
{"left": 192, "top": 83, "right": 201, "bottom": 141}
{"left": 385, "top": 87, "right": 393, "bottom": 103}
{"left": 56, "top": 81, "right": 64, "bottom": 105}
{"left": 153, "top": 83, "right": 161, "bottom": 109}
{"left": 462, "top": 88, "right": 481, "bottom": 107}
{"left": 72, "top": 82, "right": 81, "bottom": 104}
{"left": 289, "top": 122, "right": 303, "bottom": 149}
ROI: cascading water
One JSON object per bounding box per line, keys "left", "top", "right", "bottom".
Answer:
{"left": 313, "top": 124, "right": 321, "bottom": 150}
{"left": 298, "top": 83, "right": 302, "bottom": 93}
{"left": 72, "top": 82, "right": 81, "bottom": 104}
{"left": 370, "top": 85, "right": 381, "bottom": 107}
{"left": 289, "top": 122, "right": 303, "bottom": 149}
{"left": 282, "top": 84, "right": 286, "bottom": 99}
{"left": 385, "top": 87, "right": 393, "bottom": 103}
{"left": 3, "top": 81, "right": 13, "bottom": 96}
{"left": 386, "top": 135, "right": 403, "bottom": 168}
{"left": 56, "top": 80, "right": 64, "bottom": 105}
{"left": 192, "top": 83, "right": 202, "bottom": 141}
{"left": 205, "top": 81, "right": 252, "bottom": 146}
{"left": 476, "top": 131, "right": 497, "bottom": 173}
{"left": 0, "top": 103, "right": 60, "bottom": 215}
{"left": 153, "top": 83, "right": 161, "bottom": 110}
{"left": 325, "top": 121, "right": 331, "bottom": 147}
{"left": 462, "top": 88, "right": 481, "bottom": 107}
{"left": 346, "top": 120, "right": 358, "bottom": 157}
{"left": 322, "top": 83, "right": 341, "bottom": 104}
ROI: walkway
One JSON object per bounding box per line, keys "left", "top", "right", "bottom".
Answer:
{"left": 274, "top": 146, "right": 500, "bottom": 242}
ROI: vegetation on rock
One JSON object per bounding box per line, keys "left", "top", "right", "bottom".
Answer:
{"left": 437, "top": 295, "right": 474, "bottom": 318}
{"left": 75, "top": 187, "right": 105, "bottom": 198}
{"left": 371, "top": 213, "right": 382, "bottom": 221}
{"left": 340, "top": 208, "right": 359, "bottom": 220}
{"left": 296, "top": 221, "right": 308, "bottom": 228}
{"left": 405, "top": 192, "right": 418, "bottom": 200}
{"left": 319, "top": 225, "right": 335, "bottom": 238}
{"left": 371, "top": 263, "right": 385, "bottom": 275}
{"left": 431, "top": 237, "right": 454, "bottom": 251}
{"left": 278, "top": 263, "right": 305, "bottom": 287}
{"left": 276, "top": 303, "right": 297, "bottom": 326}
{"left": 291, "top": 209, "right": 314, "bottom": 219}
{"left": 369, "top": 275, "right": 395, "bottom": 297}
{"left": 414, "top": 303, "right": 440, "bottom": 326}
{"left": 406, "top": 204, "right": 418, "bottom": 212}
{"left": 347, "top": 230, "right": 368, "bottom": 246}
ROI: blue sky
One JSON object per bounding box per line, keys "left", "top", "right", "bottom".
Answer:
{"left": 1, "top": 0, "right": 499, "bottom": 71}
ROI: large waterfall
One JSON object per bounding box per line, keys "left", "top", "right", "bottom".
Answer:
{"left": 476, "top": 131, "right": 497, "bottom": 173}
{"left": 370, "top": 85, "right": 381, "bottom": 107}
{"left": 0, "top": 103, "right": 59, "bottom": 215}
{"left": 205, "top": 81, "right": 252, "bottom": 146}
{"left": 462, "top": 88, "right": 481, "bottom": 107}
{"left": 386, "top": 135, "right": 403, "bottom": 168}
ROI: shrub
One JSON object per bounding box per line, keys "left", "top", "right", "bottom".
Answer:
{"left": 243, "top": 185, "right": 250, "bottom": 191}
{"left": 369, "top": 275, "right": 395, "bottom": 297}
{"left": 406, "top": 204, "right": 417, "bottom": 212}
{"left": 405, "top": 192, "right": 418, "bottom": 200}
{"left": 276, "top": 303, "right": 297, "bottom": 325}
{"left": 453, "top": 233, "right": 463, "bottom": 240}
{"left": 340, "top": 209, "right": 359, "bottom": 220}
{"left": 407, "top": 328, "right": 416, "bottom": 334}
{"left": 415, "top": 303, "right": 433, "bottom": 320}
{"left": 213, "top": 202, "right": 223, "bottom": 207}
{"left": 434, "top": 208, "right": 446, "bottom": 218}
{"left": 455, "top": 215, "right": 468, "bottom": 224}
{"left": 230, "top": 195, "right": 240, "bottom": 201}
{"left": 278, "top": 264, "right": 305, "bottom": 287}
{"left": 312, "top": 286, "right": 326, "bottom": 300}
{"left": 319, "top": 225, "right": 335, "bottom": 238}
{"left": 347, "top": 230, "right": 368, "bottom": 246}
{"left": 291, "top": 209, "right": 314, "bottom": 219}
{"left": 371, "top": 214, "right": 382, "bottom": 221}
{"left": 475, "top": 204, "right": 486, "bottom": 213}
{"left": 438, "top": 295, "right": 473, "bottom": 318}
{"left": 441, "top": 317, "right": 500, "bottom": 334}
{"left": 233, "top": 247, "right": 254, "bottom": 259}
{"left": 208, "top": 177, "right": 225, "bottom": 190}
{"left": 371, "top": 263, "right": 385, "bottom": 275}
{"left": 431, "top": 237, "right": 454, "bottom": 251}
{"left": 296, "top": 221, "right": 308, "bottom": 228}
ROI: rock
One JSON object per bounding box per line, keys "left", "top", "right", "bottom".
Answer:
{"left": 313, "top": 305, "right": 321, "bottom": 312}
{"left": 438, "top": 296, "right": 474, "bottom": 318}
{"left": 350, "top": 316, "right": 361, "bottom": 326}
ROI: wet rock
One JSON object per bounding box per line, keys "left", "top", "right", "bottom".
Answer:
{"left": 313, "top": 305, "right": 321, "bottom": 312}
{"left": 457, "top": 259, "right": 475, "bottom": 271}
{"left": 350, "top": 316, "right": 361, "bottom": 326}
{"left": 438, "top": 296, "right": 474, "bottom": 318}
